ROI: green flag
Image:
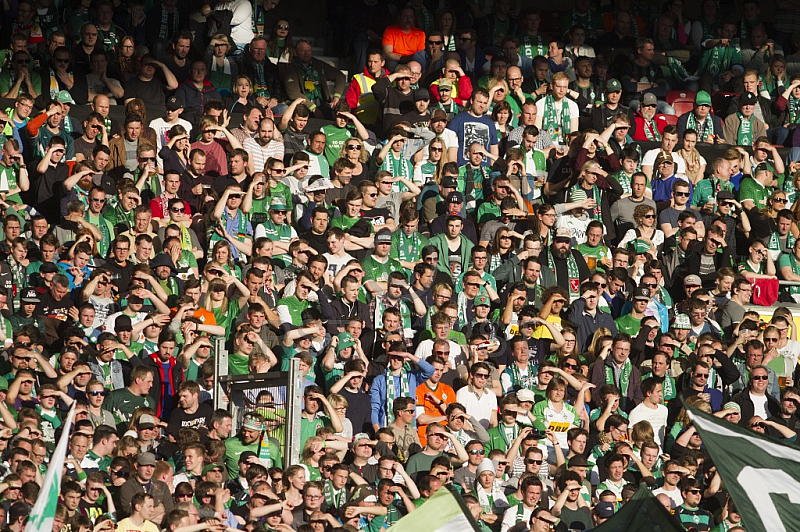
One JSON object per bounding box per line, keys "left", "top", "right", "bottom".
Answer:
{"left": 391, "top": 486, "right": 481, "bottom": 532}
{"left": 592, "top": 483, "right": 685, "bottom": 532}
{"left": 688, "top": 404, "right": 800, "bottom": 532}
{"left": 24, "top": 402, "right": 77, "bottom": 532}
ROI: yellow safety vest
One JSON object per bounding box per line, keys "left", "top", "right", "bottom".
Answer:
{"left": 352, "top": 73, "right": 379, "bottom": 125}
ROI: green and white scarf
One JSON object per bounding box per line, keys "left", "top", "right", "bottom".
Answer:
{"left": 258, "top": 431, "right": 272, "bottom": 468}
{"left": 605, "top": 359, "right": 632, "bottom": 396}
{"left": 547, "top": 248, "right": 581, "bottom": 302}
{"left": 768, "top": 230, "right": 796, "bottom": 255}
{"left": 737, "top": 113, "right": 753, "bottom": 146}
{"left": 506, "top": 361, "right": 537, "bottom": 391}
{"left": 386, "top": 365, "right": 410, "bottom": 424}
{"left": 381, "top": 151, "right": 413, "bottom": 191}
{"left": 571, "top": 183, "right": 602, "bottom": 221}
{"left": 521, "top": 34, "right": 545, "bottom": 59}
{"left": 86, "top": 211, "right": 111, "bottom": 257}
{"left": 686, "top": 112, "right": 715, "bottom": 142}
{"left": 788, "top": 95, "right": 800, "bottom": 125}
{"left": 614, "top": 171, "right": 633, "bottom": 194}
{"left": 642, "top": 118, "right": 661, "bottom": 141}
{"left": 542, "top": 95, "right": 571, "bottom": 143}
{"left": 324, "top": 480, "right": 347, "bottom": 508}
{"left": 396, "top": 231, "right": 424, "bottom": 264}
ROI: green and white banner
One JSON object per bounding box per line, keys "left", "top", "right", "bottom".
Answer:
{"left": 592, "top": 483, "right": 684, "bottom": 532}
{"left": 688, "top": 404, "right": 800, "bottom": 532}
{"left": 391, "top": 486, "right": 481, "bottom": 532}
{"left": 24, "top": 402, "right": 77, "bottom": 532}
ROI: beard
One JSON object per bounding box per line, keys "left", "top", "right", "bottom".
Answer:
{"left": 552, "top": 246, "right": 570, "bottom": 260}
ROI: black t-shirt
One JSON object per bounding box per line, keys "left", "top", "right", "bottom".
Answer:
{"left": 35, "top": 290, "right": 74, "bottom": 321}
{"left": 339, "top": 388, "right": 372, "bottom": 435}
{"left": 33, "top": 164, "right": 70, "bottom": 225}
{"left": 167, "top": 402, "right": 214, "bottom": 438}
{"left": 123, "top": 77, "right": 166, "bottom": 108}
{"left": 360, "top": 207, "right": 393, "bottom": 229}
{"left": 299, "top": 229, "right": 330, "bottom": 255}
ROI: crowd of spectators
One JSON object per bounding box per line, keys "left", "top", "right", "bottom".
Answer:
{"left": 1, "top": 0, "right": 800, "bottom": 531}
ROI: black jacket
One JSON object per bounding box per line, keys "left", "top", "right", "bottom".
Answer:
{"left": 733, "top": 389, "right": 781, "bottom": 427}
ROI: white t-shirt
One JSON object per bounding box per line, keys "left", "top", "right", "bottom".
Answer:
{"left": 455, "top": 385, "right": 497, "bottom": 430}
{"left": 653, "top": 486, "right": 683, "bottom": 509}
{"left": 324, "top": 252, "right": 355, "bottom": 279}
{"left": 414, "top": 338, "right": 464, "bottom": 370}
{"left": 535, "top": 97, "right": 580, "bottom": 142}
{"left": 627, "top": 402, "right": 669, "bottom": 448}
{"left": 751, "top": 392, "right": 769, "bottom": 419}
{"left": 418, "top": 129, "right": 459, "bottom": 160}
{"left": 643, "top": 148, "right": 686, "bottom": 175}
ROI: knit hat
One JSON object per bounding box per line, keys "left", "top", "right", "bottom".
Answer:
{"left": 476, "top": 458, "right": 495, "bottom": 476}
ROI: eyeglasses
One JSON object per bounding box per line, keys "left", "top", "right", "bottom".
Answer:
{"left": 468, "top": 449, "right": 485, "bottom": 455}
{"left": 752, "top": 375, "right": 769, "bottom": 381}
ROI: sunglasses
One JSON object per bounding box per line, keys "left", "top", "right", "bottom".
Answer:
{"left": 674, "top": 191, "right": 690, "bottom": 197}
{"left": 468, "top": 449, "right": 485, "bottom": 455}
{"left": 89, "top": 390, "right": 107, "bottom": 396}
{"left": 525, "top": 459, "right": 543, "bottom": 465}
{"left": 752, "top": 375, "right": 769, "bottom": 381}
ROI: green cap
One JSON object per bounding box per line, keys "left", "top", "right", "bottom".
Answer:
{"left": 694, "top": 90, "right": 712, "bottom": 106}
{"left": 605, "top": 78, "right": 622, "bottom": 92}
{"left": 56, "top": 90, "right": 75, "bottom": 104}
{"left": 474, "top": 294, "right": 491, "bottom": 307}
{"left": 0, "top": 376, "right": 8, "bottom": 391}
{"left": 202, "top": 463, "right": 224, "bottom": 475}
{"left": 628, "top": 238, "right": 650, "bottom": 254}
{"left": 336, "top": 332, "right": 356, "bottom": 353}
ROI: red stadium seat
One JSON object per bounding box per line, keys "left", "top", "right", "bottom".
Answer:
{"left": 662, "top": 114, "right": 679, "bottom": 126}
{"left": 672, "top": 100, "right": 695, "bottom": 116}
{"left": 666, "top": 90, "right": 696, "bottom": 105}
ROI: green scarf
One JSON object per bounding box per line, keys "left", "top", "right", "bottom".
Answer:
{"left": 299, "top": 61, "right": 322, "bottom": 103}
{"left": 542, "top": 95, "right": 571, "bottom": 143}
{"left": 605, "top": 359, "right": 632, "bottom": 396}
{"left": 381, "top": 151, "right": 412, "bottom": 191}
{"left": 642, "top": 118, "right": 661, "bottom": 141}
{"left": 209, "top": 208, "right": 248, "bottom": 247}
{"left": 789, "top": 95, "right": 800, "bottom": 125}
{"left": 686, "top": 112, "right": 715, "bottom": 142}
{"left": 521, "top": 34, "right": 545, "bottom": 59}
{"left": 768, "top": 230, "right": 796, "bottom": 255}
{"left": 571, "top": 183, "right": 601, "bottom": 221}
{"left": 547, "top": 248, "right": 581, "bottom": 302}
{"left": 324, "top": 479, "right": 347, "bottom": 508}
{"left": 258, "top": 430, "right": 272, "bottom": 468}
{"left": 614, "top": 171, "right": 633, "bottom": 194}
{"left": 386, "top": 364, "right": 410, "bottom": 424}
{"left": 699, "top": 42, "right": 738, "bottom": 79}
{"left": 86, "top": 212, "right": 111, "bottom": 257}
{"left": 506, "top": 361, "right": 537, "bottom": 391}
{"left": 736, "top": 113, "right": 753, "bottom": 146}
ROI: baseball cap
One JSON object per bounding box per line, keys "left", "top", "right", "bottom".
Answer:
{"left": 336, "top": 332, "right": 355, "bottom": 353}
{"left": 672, "top": 313, "right": 691, "bottom": 330}
{"left": 605, "top": 78, "right": 622, "bottom": 92}
{"left": 446, "top": 191, "right": 464, "bottom": 204}
{"left": 740, "top": 92, "right": 758, "bottom": 106}
{"left": 0, "top": 377, "right": 8, "bottom": 392}
{"left": 474, "top": 294, "right": 491, "bottom": 307}
{"left": 695, "top": 90, "right": 712, "bottom": 106}
{"left": 642, "top": 92, "right": 658, "bottom": 106}
{"left": 20, "top": 288, "right": 40, "bottom": 304}
{"left": 40, "top": 262, "right": 58, "bottom": 274}
{"left": 654, "top": 151, "right": 674, "bottom": 168}
{"left": 56, "top": 90, "right": 75, "bottom": 104}
{"left": 438, "top": 79, "right": 453, "bottom": 91}
{"left": 351, "top": 433, "right": 371, "bottom": 448}
{"left": 349, "top": 485, "right": 378, "bottom": 504}
{"left": 431, "top": 109, "right": 448, "bottom": 122}
{"left": 165, "top": 95, "right": 184, "bottom": 111}
{"left": 633, "top": 286, "right": 651, "bottom": 300}
{"left": 684, "top": 274, "right": 702, "bottom": 287}
{"left": 554, "top": 227, "right": 572, "bottom": 241}
{"left": 115, "top": 315, "right": 133, "bottom": 332}
{"left": 375, "top": 228, "right": 393, "bottom": 244}
{"left": 137, "top": 452, "right": 157, "bottom": 467}
{"left": 202, "top": 463, "right": 224, "bottom": 475}
{"left": 441, "top": 176, "right": 458, "bottom": 188}
{"left": 516, "top": 389, "right": 535, "bottom": 402}
{"left": 414, "top": 88, "right": 430, "bottom": 101}
{"left": 594, "top": 501, "right": 615, "bottom": 518}
{"left": 137, "top": 414, "right": 156, "bottom": 429}
{"left": 269, "top": 196, "right": 288, "bottom": 210}
{"left": 305, "top": 176, "right": 333, "bottom": 192}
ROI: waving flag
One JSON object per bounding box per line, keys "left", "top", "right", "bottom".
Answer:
{"left": 24, "top": 402, "right": 77, "bottom": 532}
{"left": 391, "top": 486, "right": 480, "bottom": 532}
{"left": 687, "top": 403, "right": 800, "bottom": 532}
